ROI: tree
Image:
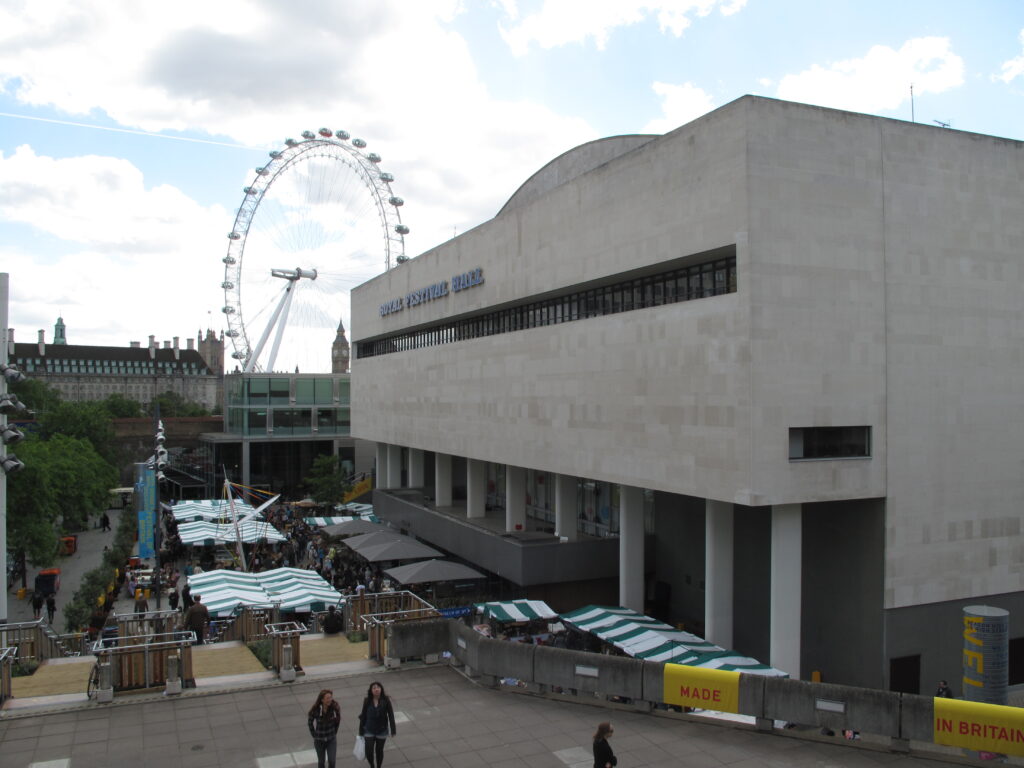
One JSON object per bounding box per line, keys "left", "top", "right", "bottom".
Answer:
{"left": 38, "top": 400, "right": 116, "bottom": 464}
{"left": 9, "top": 377, "right": 61, "bottom": 414}
{"left": 101, "top": 392, "right": 141, "bottom": 418}
{"left": 302, "top": 454, "right": 351, "bottom": 505}
{"left": 148, "top": 390, "right": 210, "bottom": 417}
{"left": 5, "top": 444, "right": 60, "bottom": 568}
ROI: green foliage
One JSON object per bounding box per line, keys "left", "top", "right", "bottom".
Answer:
{"left": 5, "top": 450, "right": 60, "bottom": 567}
{"left": 346, "top": 630, "right": 367, "bottom": 643}
{"left": 303, "top": 454, "right": 352, "bottom": 505}
{"left": 247, "top": 639, "right": 273, "bottom": 668}
{"left": 148, "top": 390, "right": 210, "bottom": 417}
{"left": 100, "top": 392, "right": 142, "bottom": 418}
{"left": 12, "top": 660, "right": 39, "bottom": 677}
{"left": 63, "top": 505, "right": 137, "bottom": 633}
{"left": 38, "top": 400, "right": 117, "bottom": 464}
{"left": 9, "top": 377, "right": 61, "bottom": 414}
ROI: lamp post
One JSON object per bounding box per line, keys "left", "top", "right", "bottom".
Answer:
{"left": 1, "top": 273, "right": 29, "bottom": 624}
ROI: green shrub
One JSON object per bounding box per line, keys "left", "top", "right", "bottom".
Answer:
{"left": 346, "top": 630, "right": 367, "bottom": 643}
{"left": 247, "top": 639, "right": 273, "bottom": 668}
{"left": 12, "top": 659, "right": 39, "bottom": 677}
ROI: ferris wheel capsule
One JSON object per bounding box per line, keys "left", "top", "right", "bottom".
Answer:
{"left": 222, "top": 306, "right": 235, "bottom": 314}
{"left": 285, "top": 138, "right": 298, "bottom": 147}
{"left": 228, "top": 232, "right": 241, "bottom": 240}
{"left": 269, "top": 150, "right": 281, "bottom": 158}
{"left": 223, "top": 256, "right": 236, "bottom": 264}
{"left": 318, "top": 127, "right": 332, "bottom": 137}
{"left": 335, "top": 130, "right": 350, "bottom": 140}
{"left": 221, "top": 281, "right": 234, "bottom": 290}
{"left": 352, "top": 138, "right": 367, "bottom": 148}
{"left": 395, "top": 224, "right": 409, "bottom": 235}
{"left": 367, "top": 153, "right": 381, "bottom": 163}
{"left": 379, "top": 172, "right": 394, "bottom": 182}
{"left": 255, "top": 167, "right": 269, "bottom": 176}
{"left": 389, "top": 196, "right": 404, "bottom": 207}
{"left": 231, "top": 351, "right": 245, "bottom": 359}
{"left": 225, "top": 329, "right": 239, "bottom": 338}
{"left": 301, "top": 130, "right": 316, "bottom": 139}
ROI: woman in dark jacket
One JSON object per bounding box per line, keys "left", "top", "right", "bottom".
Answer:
{"left": 307, "top": 688, "right": 341, "bottom": 768}
{"left": 593, "top": 721, "right": 616, "bottom": 768}
{"left": 358, "top": 681, "right": 397, "bottom": 768}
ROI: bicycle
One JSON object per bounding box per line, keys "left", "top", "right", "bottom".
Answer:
{"left": 86, "top": 659, "right": 101, "bottom": 700}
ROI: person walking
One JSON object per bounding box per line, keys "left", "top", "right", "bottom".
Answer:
{"left": 31, "top": 591, "right": 43, "bottom": 620}
{"left": 307, "top": 688, "right": 341, "bottom": 768}
{"left": 181, "top": 583, "right": 193, "bottom": 610}
{"left": 45, "top": 594, "right": 57, "bottom": 625}
{"left": 936, "top": 680, "right": 954, "bottom": 698}
{"left": 182, "top": 594, "right": 210, "bottom": 644}
{"left": 168, "top": 588, "right": 179, "bottom": 611}
{"left": 100, "top": 511, "right": 111, "bottom": 532}
{"left": 134, "top": 590, "right": 149, "bottom": 614}
{"left": 358, "top": 681, "right": 396, "bottom": 768}
{"left": 593, "top": 722, "right": 616, "bottom": 768}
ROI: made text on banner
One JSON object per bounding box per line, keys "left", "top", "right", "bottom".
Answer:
{"left": 663, "top": 664, "right": 740, "bottom": 713}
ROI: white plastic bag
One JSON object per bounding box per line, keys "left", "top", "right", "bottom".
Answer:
{"left": 353, "top": 735, "right": 366, "bottom": 760}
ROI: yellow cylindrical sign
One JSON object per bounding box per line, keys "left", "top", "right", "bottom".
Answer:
{"left": 935, "top": 697, "right": 1024, "bottom": 755}
{"left": 664, "top": 664, "right": 740, "bottom": 713}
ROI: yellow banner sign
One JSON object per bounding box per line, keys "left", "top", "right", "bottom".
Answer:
{"left": 344, "top": 476, "right": 373, "bottom": 503}
{"left": 935, "top": 697, "right": 1024, "bottom": 755}
{"left": 664, "top": 664, "right": 740, "bottom": 713}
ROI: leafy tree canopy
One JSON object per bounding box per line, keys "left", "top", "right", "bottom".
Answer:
{"left": 38, "top": 400, "right": 116, "bottom": 464}
{"left": 5, "top": 443, "right": 60, "bottom": 566}
{"left": 303, "top": 454, "right": 351, "bottom": 505}
{"left": 9, "top": 377, "right": 61, "bottom": 415}
{"left": 101, "top": 392, "right": 142, "bottom": 418}
{"left": 148, "top": 390, "right": 210, "bottom": 417}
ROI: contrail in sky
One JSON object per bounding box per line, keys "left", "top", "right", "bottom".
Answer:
{"left": 0, "top": 111, "right": 261, "bottom": 150}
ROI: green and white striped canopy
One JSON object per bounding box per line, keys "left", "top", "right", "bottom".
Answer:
{"left": 171, "top": 499, "right": 258, "bottom": 523}
{"left": 560, "top": 605, "right": 786, "bottom": 675}
{"left": 177, "top": 519, "right": 286, "bottom": 546}
{"left": 475, "top": 600, "right": 558, "bottom": 622}
{"left": 187, "top": 567, "right": 342, "bottom": 617}
{"left": 304, "top": 515, "right": 380, "bottom": 526}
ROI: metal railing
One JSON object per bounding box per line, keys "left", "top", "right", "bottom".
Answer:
{"left": 208, "top": 604, "right": 281, "bottom": 644}
{"left": 110, "top": 609, "right": 181, "bottom": 638}
{"left": 266, "top": 621, "right": 304, "bottom": 676}
{"left": 0, "top": 619, "right": 87, "bottom": 662}
{"left": 91, "top": 630, "right": 196, "bottom": 693}
{"left": 348, "top": 591, "right": 439, "bottom": 661}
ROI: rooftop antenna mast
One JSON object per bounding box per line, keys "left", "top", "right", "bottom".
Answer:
{"left": 933, "top": 119, "right": 951, "bottom": 129}
{"left": 910, "top": 84, "right": 915, "bottom": 123}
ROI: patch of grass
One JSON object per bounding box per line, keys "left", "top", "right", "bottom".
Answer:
{"left": 12, "top": 659, "right": 39, "bottom": 677}
{"left": 247, "top": 639, "right": 273, "bottom": 669}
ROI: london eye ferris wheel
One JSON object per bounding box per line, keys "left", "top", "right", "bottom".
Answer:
{"left": 221, "top": 128, "right": 409, "bottom": 374}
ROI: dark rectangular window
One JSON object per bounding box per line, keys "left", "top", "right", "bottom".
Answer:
{"left": 789, "top": 426, "right": 871, "bottom": 460}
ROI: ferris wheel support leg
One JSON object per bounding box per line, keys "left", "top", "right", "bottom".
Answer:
{"left": 266, "top": 286, "right": 297, "bottom": 373}
{"left": 245, "top": 283, "right": 295, "bottom": 373}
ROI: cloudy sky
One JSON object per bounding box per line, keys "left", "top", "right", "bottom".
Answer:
{"left": 1, "top": 0, "right": 1022, "bottom": 372}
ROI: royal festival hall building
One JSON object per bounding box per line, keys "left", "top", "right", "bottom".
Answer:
{"left": 350, "top": 96, "right": 1024, "bottom": 693}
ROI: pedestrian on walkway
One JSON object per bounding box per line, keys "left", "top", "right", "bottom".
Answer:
{"left": 307, "top": 688, "right": 341, "bottom": 768}
{"left": 358, "top": 681, "right": 396, "bottom": 768}
{"left": 936, "top": 679, "right": 954, "bottom": 698}
{"left": 168, "top": 588, "right": 179, "bottom": 611}
{"left": 182, "top": 594, "right": 209, "bottom": 644}
{"left": 593, "top": 722, "right": 616, "bottom": 768}
{"left": 31, "top": 591, "right": 43, "bottom": 620}
{"left": 134, "top": 590, "right": 149, "bottom": 614}
{"left": 181, "top": 583, "right": 193, "bottom": 610}
{"left": 100, "top": 512, "right": 111, "bottom": 532}
{"left": 45, "top": 594, "right": 57, "bottom": 625}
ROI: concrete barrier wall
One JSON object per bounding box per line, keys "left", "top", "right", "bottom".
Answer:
{"left": 388, "top": 618, "right": 449, "bottom": 658}
{"left": 898, "top": 693, "right": 935, "bottom": 742}
{"left": 477, "top": 636, "right": 535, "bottom": 681}
{"left": 379, "top": 618, "right": 940, "bottom": 750}
{"left": 449, "top": 620, "right": 481, "bottom": 671}
{"left": 761, "top": 677, "right": 901, "bottom": 736}
{"left": 535, "top": 646, "right": 645, "bottom": 699}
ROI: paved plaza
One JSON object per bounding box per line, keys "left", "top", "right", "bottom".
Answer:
{"left": 0, "top": 664, "right": 968, "bottom": 768}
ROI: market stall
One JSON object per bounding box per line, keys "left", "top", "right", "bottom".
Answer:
{"left": 186, "top": 567, "right": 342, "bottom": 618}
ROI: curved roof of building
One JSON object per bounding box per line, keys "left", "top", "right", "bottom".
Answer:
{"left": 497, "top": 134, "right": 658, "bottom": 217}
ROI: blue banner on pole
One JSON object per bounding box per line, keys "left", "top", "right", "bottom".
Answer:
{"left": 138, "top": 467, "right": 156, "bottom": 559}
{"left": 439, "top": 606, "right": 473, "bottom": 618}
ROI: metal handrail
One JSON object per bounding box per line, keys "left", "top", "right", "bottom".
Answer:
{"left": 0, "top": 647, "right": 15, "bottom": 705}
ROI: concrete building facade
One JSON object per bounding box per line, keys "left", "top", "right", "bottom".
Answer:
{"left": 349, "top": 96, "right": 1024, "bottom": 692}
{"left": 10, "top": 322, "right": 224, "bottom": 411}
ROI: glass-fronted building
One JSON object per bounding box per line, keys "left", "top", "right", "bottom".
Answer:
{"left": 197, "top": 371, "right": 371, "bottom": 498}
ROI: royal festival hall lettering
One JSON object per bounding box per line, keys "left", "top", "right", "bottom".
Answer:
{"left": 379, "top": 268, "right": 485, "bottom": 316}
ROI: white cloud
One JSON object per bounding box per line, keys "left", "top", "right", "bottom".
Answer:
{"left": 0, "top": 147, "right": 226, "bottom": 348}
{"left": 500, "top": 0, "right": 745, "bottom": 56}
{"left": 994, "top": 28, "right": 1024, "bottom": 83}
{"left": 776, "top": 37, "right": 964, "bottom": 115}
{"left": 0, "top": 0, "right": 601, "bottom": 362}
{"left": 642, "top": 82, "right": 716, "bottom": 133}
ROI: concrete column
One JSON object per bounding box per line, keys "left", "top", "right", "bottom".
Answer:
{"left": 467, "top": 459, "right": 486, "bottom": 518}
{"left": 386, "top": 444, "right": 402, "bottom": 489}
{"left": 409, "top": 448, "right": 424, "bottom": 488}
{"left": 771, "top": 503, "right": 802, "bottom": 679}
{"left": 434, "top": 453, "right": 452, "bottom": 507}
{"left": 241, "top": 441, "right": 251, "bottom": 487}
{"left": 619, "top": 485, "right": 644, "bottom": 612}
{"left": 704, "top": 499, "right": 734, "bottom": 649}
{"left": 375, "top": 443, "right": 388, "bottom": 489}
{"left": 555, "top": 474, "right": 579, "bottom": 541}
{"left": 505, "top": 465, "right": 526, "bottom": 532}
